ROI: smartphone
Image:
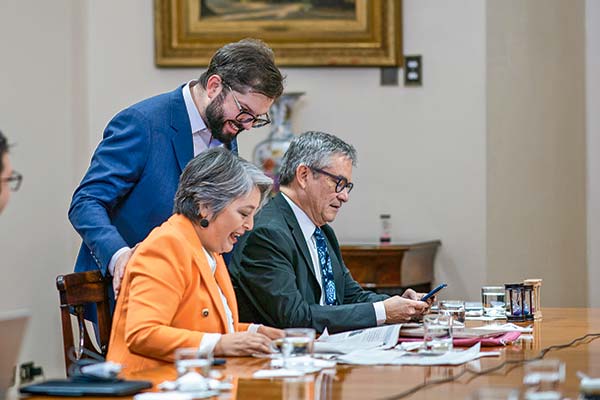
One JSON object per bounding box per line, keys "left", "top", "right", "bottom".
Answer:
{"left": 212, "top": 358, "right": 226, "bottom": 366}
{"left": 420, "top": 283, "right": 447, "bottom": 301}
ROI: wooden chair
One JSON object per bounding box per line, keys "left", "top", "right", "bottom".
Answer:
{"left": 56, "top": 270, "right": 112, "bottom": 374}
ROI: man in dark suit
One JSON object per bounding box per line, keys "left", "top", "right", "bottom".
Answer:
{"left": 69, "top": 39, "right": 284, "bottom": 300}
{"left": 229, "top": 131, "right": 429, "bottom": 333}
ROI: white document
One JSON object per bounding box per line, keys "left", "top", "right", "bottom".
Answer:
{"left": 337, "top": 343, "right": 500, "bottom": 366}
{"left": 314, "top": 324, "right": 401, "bottom": 354}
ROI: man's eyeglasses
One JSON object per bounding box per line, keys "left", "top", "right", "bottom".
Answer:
{"left": 1, "top": 171, "right": 22, "bottom": 192}
{"left": 224, "top": 83, "right": 271, "bottom": 128}
{"left": 310, "top": 167, "right": 354, "bottom": 194}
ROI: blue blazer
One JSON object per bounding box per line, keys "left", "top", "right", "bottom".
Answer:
{"left": 69, "top": 85, "right": 237, "bottom": 280}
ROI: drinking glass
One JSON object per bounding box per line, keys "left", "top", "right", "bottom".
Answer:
{"left": 439, "top": 300, "right": 466, "bottom": 329}
{"left": 174, "top": 347, "right": 212, "bottom": 378}
{"left": 481, "top": 286, "right": 506, "bottom": 317}
{"left": 468, "top": 387, "right": 520, "bottom": 400}
{"left": 523, "top": 359, "right": 565, "bottom": 398}
{"left": 281, "top": 328, "right": 316, "bottom": 370}
{"left": 422, "top": 314, "right": 453, "bottom": 353}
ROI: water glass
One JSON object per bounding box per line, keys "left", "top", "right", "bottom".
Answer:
{"left": 439, "top": 300, "right": 466, "bottom": 328}
{"left": 281, "top": 328, "right": 316, "bottom": 370}
{"left": 523, "top": 359, "right": 565, "bottom": 397}
{"left": 174, "top": 347, "right": 212, "bottom": 378}
{"left": 481, "top": 286, "right": 506, "bottom": 317}
{"left": 422, "top": 314, "right": 453, "bottom": 353}
{"left": 468, "top": 387, "right": 520, "bottom": 400}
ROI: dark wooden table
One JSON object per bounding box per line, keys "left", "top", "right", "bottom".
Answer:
{"left": 341, "top": 241, "right": 441, "bottom": 295}
{"left": 22, "top": 308, "right": 600, "bottom": 400}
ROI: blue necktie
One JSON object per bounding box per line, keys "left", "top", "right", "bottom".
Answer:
{"left": 314, "top": 227, "right": 337, "bottom": 306}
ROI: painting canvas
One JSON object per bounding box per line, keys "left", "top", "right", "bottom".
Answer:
{"left": 155, "top": 0, "right": 402, "bottom": 67}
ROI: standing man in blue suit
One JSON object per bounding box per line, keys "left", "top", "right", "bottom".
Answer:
{"left": 69, "top": 39, "right": 284, "bottom": 300}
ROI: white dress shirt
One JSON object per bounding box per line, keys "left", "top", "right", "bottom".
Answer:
{"left": 198, "top": 248, "right": 260, "bottom": 355}
{"left": 280, "top": 193, "right": 387, "bottom": 325}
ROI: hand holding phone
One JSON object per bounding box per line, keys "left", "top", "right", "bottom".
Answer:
{"left": 420, "top": 283, "right": 447, "bottom": 301}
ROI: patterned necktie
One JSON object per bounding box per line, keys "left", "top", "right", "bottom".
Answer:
{"left": 313, "top": 227, "right": 337, "bottom": 306}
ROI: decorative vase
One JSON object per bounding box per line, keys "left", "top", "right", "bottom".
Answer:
{"left": 253, "top": 92, "right": 305, "bottom": 193}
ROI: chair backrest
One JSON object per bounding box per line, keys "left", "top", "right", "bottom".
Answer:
{"left": 56, "top": 270, "right": 112, "bottom": 374}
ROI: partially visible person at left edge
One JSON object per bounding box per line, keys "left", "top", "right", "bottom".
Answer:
{"left": 68, "top": 38, "right": 284, "bottom": 302}
{"left": 0, "top": 130, "right": 22, "bottom": 214}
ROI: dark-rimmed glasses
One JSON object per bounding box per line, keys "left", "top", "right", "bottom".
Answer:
{"left": 310, "top": 167, "right": 354, "bottom": 194}
{"left": 1, "top": 171, "right": 22, "bottom": 192}
{"left": 224, "top": 83, "right": 271, "bottom": 128}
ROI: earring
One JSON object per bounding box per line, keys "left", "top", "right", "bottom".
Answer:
{"left": 200, "top": 218, "right": 209, "bottom": 228}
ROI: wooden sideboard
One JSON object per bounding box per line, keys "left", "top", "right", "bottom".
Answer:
{"left": 340, "top": 241, "right": 441, "bottom": 295}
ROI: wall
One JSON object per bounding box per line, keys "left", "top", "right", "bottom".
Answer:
{"left": 486, "top": 0, "right": 587, "bottom": 306}
{"left": 0, "top": 0, "right": 83, "bottom": 379}
{"left": 587, "top": 0, "right": 600, "bottom": 307}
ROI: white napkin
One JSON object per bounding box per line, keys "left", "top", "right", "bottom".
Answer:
{"left": 473, "top": 323, "right": 533, "bottom": 332}
{"left": 270, "top": 357, "right": 336, "bottom": 370}
{"left": 253, "top": 369, "right": 307, "bottom": 378}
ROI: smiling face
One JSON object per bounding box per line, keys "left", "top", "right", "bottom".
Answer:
{"left": 302, "top": 155, "right": 353, "bottom": 227}
{"left": 205, "top": 81, "right": 273, "bottom": 144}
{"left": 198, "top": 186, "right": 261, "bottom": 254}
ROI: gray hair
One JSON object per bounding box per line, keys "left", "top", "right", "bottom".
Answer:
{"left": 278, "top": 131, "right": 357, "bottom": 186}
{"left": 173, "top": 147, "right": 273, "bottom": 223}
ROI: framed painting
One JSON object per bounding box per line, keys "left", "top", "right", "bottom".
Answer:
{"left": 154, "top": 0, "right": 403, "bottom": 67}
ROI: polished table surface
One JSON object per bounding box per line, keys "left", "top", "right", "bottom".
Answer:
{"left": 21, "top": 308, "right": 600, "bottom": 399}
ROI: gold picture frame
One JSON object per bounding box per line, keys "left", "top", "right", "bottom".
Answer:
{"left": 154, "top": 0, "right": 402, "bottom": 67}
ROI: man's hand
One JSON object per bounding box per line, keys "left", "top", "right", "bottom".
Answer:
{"left": 257, "top": 325, "right": 284, "bottom": 340}
{"left": 402, "top": 288, "right": 435, "bottom": 305}
{"left": 113, "top": 244, "right": 139, "bottom": 298}
{"left": 383, "top": 295, "right": 429, "bottom": 323}
{"left": 214, "top": 332, "right": 272, "bottom": 356}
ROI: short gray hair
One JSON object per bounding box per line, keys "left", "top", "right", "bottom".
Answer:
{"left": 173, "top": 147, "right": 273, "bottom": 223}
{"left": 279, "top": 131, "right": 357, "bottom": 186}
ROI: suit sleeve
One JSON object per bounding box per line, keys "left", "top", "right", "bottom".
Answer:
{"left": 68, "top": 108, "right": 151, "bottom": 274}
{"left": 236, "top": 226, "right": 379, "bottom": 334}
{"left": 123, "top": 236, "right": 204, "bottom": 362}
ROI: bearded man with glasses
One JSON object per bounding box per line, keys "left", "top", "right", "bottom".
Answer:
{"left": 69, "top": 39, "right": 284, "bottom": 306}
{"left": 229, "top": 131, "right": 431, "bottom": 334}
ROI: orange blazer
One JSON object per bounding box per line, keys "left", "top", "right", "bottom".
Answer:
{"left": 107, "top": 214, "right": 250, "bottom": 372}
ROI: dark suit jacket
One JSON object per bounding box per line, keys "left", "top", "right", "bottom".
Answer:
{"left": 228, "top": 193, "right": 388, "bottom": 333}
{"left": 69, "top": 85, "right": 237, "bottom": 284}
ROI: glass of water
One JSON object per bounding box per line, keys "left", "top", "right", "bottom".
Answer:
{"left": 523, "top": 359, "right": 565, "bottom": 398}
{"left": 422, "top": 314, "right": 453, "bottom": 353}
{"left": 439, "top": 300, "right": 466, "bottom": 329}
{"left": 481, "top": 286, "right": 506, "bottom": 317}
{"left": 174, "top": 347, "right": 212, "bottom": 378}
{"left": 281, "top": 328, "right": 316, "bottom": 370}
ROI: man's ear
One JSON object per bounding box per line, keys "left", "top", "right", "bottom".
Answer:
{"left": 205, "top": 74, "right": 224, "bottom": 100}
{"left": 296, "top": 164, "right": 311, "bottom": 190}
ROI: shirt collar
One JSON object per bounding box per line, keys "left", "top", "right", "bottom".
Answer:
{"left": 182, "top": 80, "right": 208, "bottom": 134}
{"left": 281, "top": 193, "right": 318, "bottom": 242}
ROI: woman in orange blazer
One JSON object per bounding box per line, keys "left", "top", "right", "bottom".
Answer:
{"left": 107, "top": 148, "right": 282, "bottom": 372}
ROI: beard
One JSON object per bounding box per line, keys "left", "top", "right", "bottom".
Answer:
{"left": 205, "top": 92, "right": 244, "bottom": 144}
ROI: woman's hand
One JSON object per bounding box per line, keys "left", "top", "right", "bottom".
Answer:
{"left": 257, "top": 325, "right": 284, "bottom": 340}
{"left": 214, "top": 332, "right": 272, "bottom": 356}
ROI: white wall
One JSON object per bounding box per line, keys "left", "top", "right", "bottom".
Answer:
{"left": 0, "top": 0, "right": 81, "bottom": 379}
{"left": 486, "top": 0, "right": 587, "bottom": 307}
{"left": 587, "top": 0, "right": 600, "bottom": 307}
